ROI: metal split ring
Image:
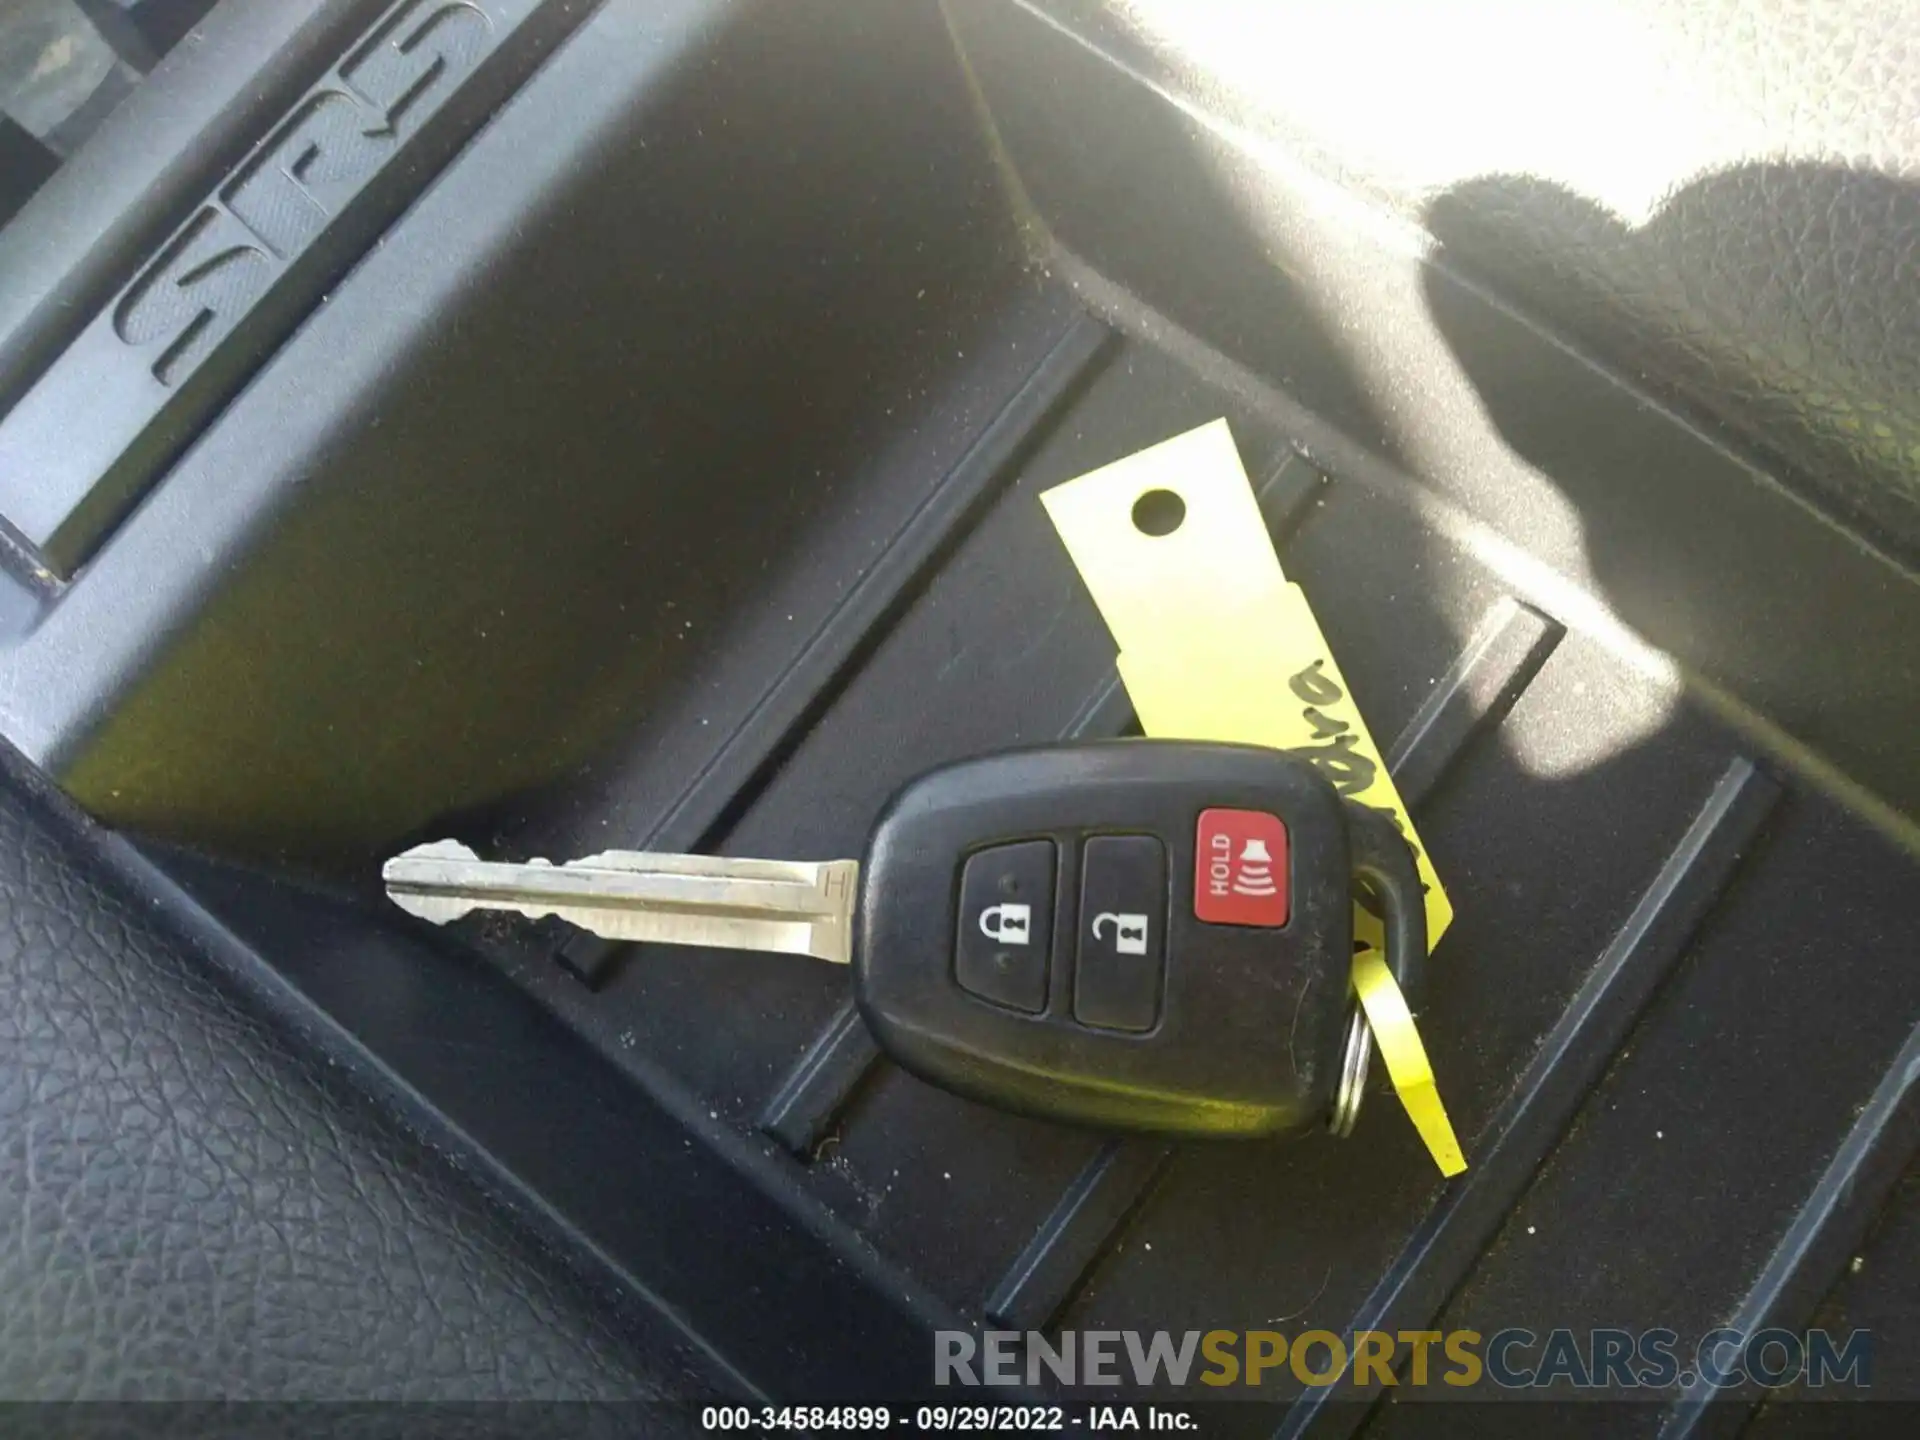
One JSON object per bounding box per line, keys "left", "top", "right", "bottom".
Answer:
{"left": 1327, "top": 1005, "right": 1372, "bottom": 1137}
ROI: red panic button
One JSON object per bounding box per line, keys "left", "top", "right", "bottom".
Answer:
{"left": 1194, "top": 808, "right": 1291, "bottom": 927}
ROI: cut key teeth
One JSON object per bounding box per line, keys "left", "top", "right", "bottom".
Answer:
{"left": 393, "top": 838, "right": 481, "bottom": 864}
{"left": 383, "top": 840, "right": 483, "bottom": 925}
{"left": 386, "top": 890, "right": 480, "bottom": 925}
{"left": 378, "top": 838, "right": 858, "bottom": 963}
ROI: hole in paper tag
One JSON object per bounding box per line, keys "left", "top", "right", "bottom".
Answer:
{"left": 1130, "top": 488, "right": 1186, "bottom": 537}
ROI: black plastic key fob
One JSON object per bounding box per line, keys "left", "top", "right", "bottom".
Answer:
{"left": 854, "top": 740, "right": 1427, "bottom": 1138}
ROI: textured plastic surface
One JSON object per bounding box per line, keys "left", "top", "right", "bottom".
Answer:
{"left": 0, "top": 0, "right": 590, "bottom": 575}
{"left": 0, "top": 0, "right": 381, "bottom": 414}
{"left": 0, "top": 0, "right": 1060, "bottom": 860}
{"left": 1, "top": 0, "right": 1917, "bottom": 1425}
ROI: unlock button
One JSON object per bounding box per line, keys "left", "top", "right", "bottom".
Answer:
{"left": 1075, "top": 835, "right": 1168, "bottom": 1032}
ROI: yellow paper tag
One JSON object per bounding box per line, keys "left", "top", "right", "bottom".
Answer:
{"left": 1354, "top": 950, "right": 1466, "bottom": 1175}
{"left": 1041, "top": 419, "right": 1464, "bottom": 1175}
{"left": 1116, "top": 633, "right": 1452, "bottom": 951}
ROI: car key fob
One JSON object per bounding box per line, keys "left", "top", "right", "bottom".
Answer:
{"left": 854, "top": 739, "right": 1427, "bottom": 1138}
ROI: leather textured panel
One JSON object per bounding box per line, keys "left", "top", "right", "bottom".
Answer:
{"left": 1047, "top": 0, "right": 1920, "bottom": 554}
{"left": 1427, "top": 161, "right": 1920, "bottom": 558}
{"left": 0, "top": 767, "right": 723, "bottom": 1401}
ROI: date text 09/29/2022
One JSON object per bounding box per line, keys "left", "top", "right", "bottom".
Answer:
{"left": 701, "top": 1406, "right": 1192, "bottom": 1432}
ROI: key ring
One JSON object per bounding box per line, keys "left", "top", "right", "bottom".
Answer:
{"left": 1325, "top": 804, "right": 1427, "bottom": 1139}
{"left": 1327, "top": 1007, "right": 1372, "bottom": 1137}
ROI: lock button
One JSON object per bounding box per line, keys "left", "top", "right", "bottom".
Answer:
{"left": 956, "top": 840, "right": 1056, "bottom": 1013}
{"left": 1074, "top": 834, "right": 1167, "bottom": 1032}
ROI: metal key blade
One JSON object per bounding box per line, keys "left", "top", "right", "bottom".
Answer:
{"left": 382, "top": 839, "right": 859, "bottom": 964}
